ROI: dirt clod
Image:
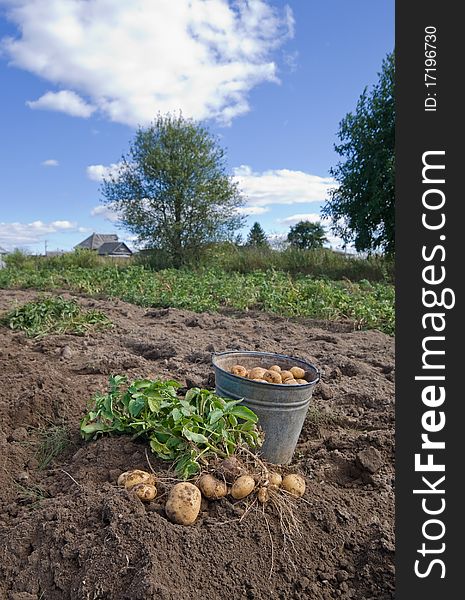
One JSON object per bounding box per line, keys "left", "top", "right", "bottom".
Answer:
{"left": 356, "top": 446, "right": 384, "bottom": 474}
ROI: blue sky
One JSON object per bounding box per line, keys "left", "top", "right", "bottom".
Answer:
{"left": 0, "top": 0, "right": 394, "bottom": 253}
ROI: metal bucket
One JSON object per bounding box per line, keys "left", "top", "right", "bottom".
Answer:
{"left": 212, "top": 351, "right": 320, "bottom": 465}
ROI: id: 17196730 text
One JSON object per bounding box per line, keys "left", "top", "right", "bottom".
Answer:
{"left": 424, "top": 26, "right": 437, "bottom": 112}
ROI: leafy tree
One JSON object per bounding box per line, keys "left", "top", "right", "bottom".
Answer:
{"left": 101, "top": 113, "right": 245, "bottom": 267}
{"left": 287, "top": 221, "right": 327, "bottom": 250}
{"left": 323, "top": 52, "right": 394, "bottom": 254}
{"left": 246, "top": 222, "right": 270, "bottom": 248}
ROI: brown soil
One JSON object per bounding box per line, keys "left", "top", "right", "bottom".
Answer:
{"left": 0, "top": 290, "right": 395, "bottom": 600}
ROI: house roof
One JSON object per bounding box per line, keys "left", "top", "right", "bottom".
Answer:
{"left": 75, "top": 233, "right": 118, "bottom": 250}
{"left": 97, "top": 242, "right": 132, "bottom": 256}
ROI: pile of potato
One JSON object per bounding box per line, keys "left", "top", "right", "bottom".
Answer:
{"left": 117, "top": 462, "right": 306, "bottom": 526}
{"left": 117, "top": 469, "right": 158, "bottom": 501}
{"left": 230, "top": 363, "right": 309, "bottom": 385}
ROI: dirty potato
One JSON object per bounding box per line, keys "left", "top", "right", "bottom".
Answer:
{"left": 165, "top": 482, "right": 202, "bottom": 525}
{"left": 216, "top": 456, "right": 246, "bottom": 483}
{"left": 268, "top": 472, "right": 282, "bottom": 489}
{"left": 131, "top": 483, "right": 157, "bottom": 502}
{"left": 198, "top": 474, "right": 228, "bottom": 500}
{"left": 263, "top": 370, "right": 282, "bottom": 384}
{"left": 248, "top": 367, "right": 267, "bottom": 380}
{"left": 283, "top": 378, "right": 298, "bottom": 385}
{"left": 290, "top": 366, "right": 306, "bottom": 380}
{"left": 118, "top": 470, "right": 156, "bottom": 488}
{"left": 280, "top": 370, "right": 294, "bottom": 382}
{"left": 230, "top": 365, "right": 248, "bottom": 378}
{"left": 268, "top": 365, "right": 281, "bottom": 373}
{"left": 281, "top": 474, "right": 306, "bottom": 498}
{"left": 231, "top": 475, "right": 255, "bottom": 500}
{"left": 296, "top": 378, "right": 308, "bottom": 385}
{"left": 257, "top": 486, "right": 269, "bottom": 504}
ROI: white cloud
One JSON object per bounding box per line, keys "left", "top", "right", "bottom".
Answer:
{"left": 3, "top": 0, "right": 293, "bottom": 126}
{"left": 236, "top": 206, "right": 269, "bottom": 216}
{"left": 0, "top": 219, "right": 78, "bottom": 248}
{"left": 86, "top": 163, "right": 125, "bottom": 182}
{"left": 234, "top": 166, "right": 335, "bottom": 207}
{"left": 41, "top": 158, "right": 59, "bottom": 167}
{"left": 91, "top": 205, "right": 120, "bottom": 223}
{"left": 26, "top": 90, "right": 95, "bottom": 118}
{"left": 277, "top": 213, "right": 325, "bottom": 226}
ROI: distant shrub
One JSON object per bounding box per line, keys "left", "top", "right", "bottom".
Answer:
{"left": 40, "top": 249, "right": 103, "bottom": 269}
{"left": 4, "top": 249, "right": 36, "bottom": 270}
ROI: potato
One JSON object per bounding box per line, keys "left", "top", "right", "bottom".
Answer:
{"left": 117, "top": 470, "right": 155, "bottom": 488}
{"left": 257, "top": 486, "right": 269, "bottom": 504}
{"left": 269, "top": 365, "right": 281, "bottom": 373}
{"left": 248, "top": 367, "right": 267, "bottom": 380}
{"left": 263, "top": 370, "right": 282, "bottom": 384}
{"left": 252, "top": 378, "right": 266, "bottom": 382}
{"left": 117, "top": 471, "right": 131, "bottom": 487}
{"left": 283, "top": 378, "right": 298, "bottom": 385}
{"left": 231, "top": 475, "right": 255, "bottom": 499}
{"left": 131, "top": 483, "right": 157, "bottom": 502}
{"left": 281, "top": 474, "right": 306, "bottom": 498}
{"left": 290, "top": 366, "right": 306, "bottom": 380}
{"left": 296, "top": 378, "right": 308, "bottom": 385}
{"left": 280, "top": 370, "right": 294, "bottom": 382}
{"left": 230, "top": 365, "right": 248, "bottom": 378}
{"left": 123, "top": 470, "right": 156, "bottom": 489}
{"left": 165, "top": 482, "right": 202, "bottom": 525}
{"left": 198, "top": 474, "right": 228, "bottom": 500}
{"left": 216, "top": 456, "right": 246, "bottom": 483}
{"left": 268, "top": 472, "right": 282, "bottom": 489}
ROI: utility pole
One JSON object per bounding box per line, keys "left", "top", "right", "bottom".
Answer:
{"left": 44, "top": 240, "right": 48, "bottom": 256}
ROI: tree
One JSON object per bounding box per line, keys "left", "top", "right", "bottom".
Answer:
{"left": 322, "top": 52, "right": 394, "bottom": 254}
{"left": 246, "top": 222, "right": 270, "bottom": 248}
{"left": 287, "top": 221, "right": 327, "bottom": 250}
{"left": 101, "top": 113, "right": 245, "bottom": 267}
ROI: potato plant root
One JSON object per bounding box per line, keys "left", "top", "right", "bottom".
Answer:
{"left": 0, "top": 290, "right": 394, "bottom": 600}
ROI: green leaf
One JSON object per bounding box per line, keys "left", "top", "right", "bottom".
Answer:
{"left": 175, "top": 454, "right": 200, "bottom": 479}
{"left": 80, "top": 422, "right": 107, "bottom": 437}
{"left": 149, "top": 437, "right": 175, "bottom": 459}
{"left": 128, "top": 396, "right": 146, "bottom": 417}
{"left": 229, "top": 405, "right": 259, "bottom": 423}
{"left": 209, "top": 409, "right": 224, "bottom": 425}
{"left": 185, "top": 388, "right": 199, "bottom": 403}
{"left": 147, "top": 396, "right": 162, "bottom": 413}
{"left": 170, "top": 407, "right": 183, "bottom": 423}
{"left": 182, "top": 428, "right": 209, "bottom": 445}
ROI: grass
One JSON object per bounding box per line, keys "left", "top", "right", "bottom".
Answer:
{"left": 32, "top": 424, "right": 71, "bottom": 470}
{"left": 0, "top": 266, "right": 394, "bottom": 334}
{"left": 15, "top": 481, "right": 49, "bottom": 505}
{"left": 0, "top": 295, "right": 112, "bottom": 338}
{"left": 5, "top": 246, "right": 394, "bottom": 283}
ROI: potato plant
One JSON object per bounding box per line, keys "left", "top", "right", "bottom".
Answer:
{"left": 0, "top": 295, "right": 111, "bottom": 338}
{"left": 80, "top": 376, "right": 263, "bottom": 479}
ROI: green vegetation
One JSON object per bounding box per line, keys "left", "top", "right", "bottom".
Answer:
{"left": 287, "top": 221, "right": 327, "bottom": 250}
{"left": 101, "top": 113, "right": 244, "bottom": 266}
{"left": 324, "top": 52, "right": 394, "bottom": 254}
{"left": 81, "top": 376, "right": 262, "bottom": 479}
{"left": 246, "top": 222, "right": 270, "bottom": 248}
{"left": 32, "top": 424, "right": 70, "bottom": 470}
{"left": 15, "top": 481, "right": 49, "bottom": 506}
{"left": 0, "top": 266, "right": 394, "bottom": 334}
{"left": 3, "top": 245, "right": 394, "bottom": 282}
{"left": 0, "top": 295, "right": 112, "bottom": 338}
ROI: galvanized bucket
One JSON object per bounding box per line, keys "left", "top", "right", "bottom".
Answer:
{"left": 212, "top": 351, "right": 320, "bottom": 465}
